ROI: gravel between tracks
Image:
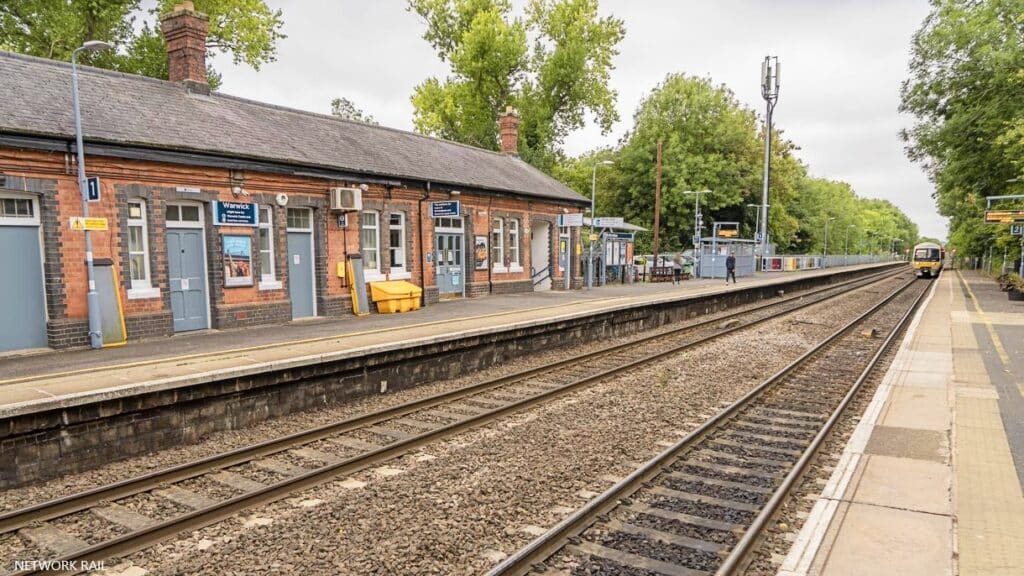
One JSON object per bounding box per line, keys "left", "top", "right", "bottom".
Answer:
{"left": 82, "top": 275, "right": 914, "bottom": 575}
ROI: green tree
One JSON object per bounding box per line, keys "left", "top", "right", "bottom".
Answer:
{"left": 408, "top": 0, "right": 624, "bottom": 170}
{"left": 900, "top": 0, "right": 1024, "bottom": 261}
{"left": 0, "top": 0, "right": 284, "bottom": 90}
{"left": 330, "top": 97, "right": 378, "bottom": 125}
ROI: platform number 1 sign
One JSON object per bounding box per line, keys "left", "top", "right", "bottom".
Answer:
{"left": 87, "top": 176, "right": 100, "bottom": 202}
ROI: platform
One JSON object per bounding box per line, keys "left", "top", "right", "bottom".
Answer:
{"left": 779, "top": 270, "right": 1024, "bottom": 576}
{"left": 0, "top": 263, "right": 892, "bottom": 416}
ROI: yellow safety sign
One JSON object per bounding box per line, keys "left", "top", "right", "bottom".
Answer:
{"left": 69, "top": 217, "right": 109, "bottom": 231}
{"left": 589, "top": 233, "right": 599, "bottom": 241}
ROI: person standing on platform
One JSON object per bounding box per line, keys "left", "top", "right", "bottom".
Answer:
{"left": 672, "top": 252, "right": 683, "bottom": 285}
{"left": 726, "top": 250, "right": 737, "bottom": 284}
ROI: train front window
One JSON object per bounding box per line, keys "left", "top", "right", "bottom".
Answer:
{"left": 914, "top": 248, "right": 939, "bottom": 261}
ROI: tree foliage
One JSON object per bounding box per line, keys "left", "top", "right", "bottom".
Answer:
{"left": 0, "top": 0, "right": 284, "bottom": 90}
{"left": 330, "top": 97, "right": 378, "bottom": 125}
{"left": 900, "top": 0, "right": 1024, "bottom": 261}
{"left": 557, "top": 74, "right": 920, "bottom": 255}
{"left": 407, "top": 0, "right": 624, "bottom": 170}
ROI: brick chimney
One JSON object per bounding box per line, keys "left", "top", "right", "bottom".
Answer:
{"left": 161, "top": 1, "right": 209, "bottom": 93}
{"left": 498, "top": 105, "right": 519, "bottom": 155}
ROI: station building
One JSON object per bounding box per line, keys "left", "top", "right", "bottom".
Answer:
{"left": 0, "top": 4, "right": 587, "bottom": 353}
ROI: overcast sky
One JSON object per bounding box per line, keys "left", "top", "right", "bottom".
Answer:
{"left": 205, "top": 0, "right": 946, "bottom": 240}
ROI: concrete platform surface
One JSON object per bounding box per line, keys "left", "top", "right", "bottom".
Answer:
{"left": 779, "top": 270, "right": 1024, "bottom": 576}
{"left": 0, "top": 264, "right": 893, "bottom": 417}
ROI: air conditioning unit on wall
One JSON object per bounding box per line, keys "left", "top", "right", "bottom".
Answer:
{"left": 330, "top": 187, "right": 362, "bottom": 211}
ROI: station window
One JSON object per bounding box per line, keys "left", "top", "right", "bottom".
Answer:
{"left": 361, "top": 211, "right": 380, "bottom": 272}
{"left": 258, "top": 206, "right": 276, "bottom": 283}
{"left": 508, "top": 218, "right": 520, "bottom": 269}
{"left": 0, "top": 198, "right": 34, "bottom": 219}
{"left": 491, "top": 218, "right": 504, "bottom": 270}
{"left": 126, "top": 200, "right": 159, "bottom": 299}
{"left": 286, "top": 207, "right": 311, "bottom": 230}
{"left": 389, "top": 212, "right": 406, "bottom": 272}
{"left": 166, "top": 204, "right": 200, "bottom": 223}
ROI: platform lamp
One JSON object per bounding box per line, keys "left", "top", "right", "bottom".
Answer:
{"left": 844, "top": 225, "right": 855, "bottom": 266}
{"left": 683, "top": 189, "right": 712, "bottom": 276}
{"left": 823, "top": 217, "right": 835, "bottom": 267}
{"left": 72, "top": 40, "right": 113, "bottom": 350}
{"left": 587, "top": 159, "right": 615, "bottom": 289}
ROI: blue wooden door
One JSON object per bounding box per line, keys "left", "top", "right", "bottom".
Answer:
{"left": 0, "top": 225, "right": 47, "bottom": 351}
{"left": 167, "top": 228, "right": 208, "bottom": 331}
{"left": 287, "top": 231, "right": 314, "bottom": 318}
{"left": 435, "top": 233, "right": 463, "bottom": 297}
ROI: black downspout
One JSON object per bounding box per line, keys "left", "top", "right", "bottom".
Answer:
{"left": 487, "top": 195, "right": 493, "bottom": 295}
{"left": 419, "top": 182, "right": 429, "bottom": 306}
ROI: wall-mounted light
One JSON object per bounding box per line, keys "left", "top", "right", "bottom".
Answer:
{"left": 231, "top": 186, "right": 249, "bottom": 198}
{"left": 450, "top": 190, "right": 461, "bottom": 196}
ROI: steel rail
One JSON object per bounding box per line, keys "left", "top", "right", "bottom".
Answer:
{"left": 486, "top": 275, "right": 925, "bottom": 576}
{"left": 10, "top": 273, "right": 912, "bottom": 576}
{"left": 0, "top": 267, "right": 902, "bottom": 536}
{"left": 715, "top": 277, "right": 934, "bottom": 575}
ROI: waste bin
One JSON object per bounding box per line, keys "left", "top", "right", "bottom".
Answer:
{"left": 369, "top": 281, "right": 423, "bottom": 313}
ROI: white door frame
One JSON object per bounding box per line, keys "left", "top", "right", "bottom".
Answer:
{"left": 166, "top": 200, "right": 211, "bottom": 330}
{"left": 286, "top": 207, "right": 317, "bottom": 317}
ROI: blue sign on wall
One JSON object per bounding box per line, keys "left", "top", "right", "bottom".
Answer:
{"left": 430, "top": 201, "right": 461, "bottom": 218}
{"left": 213, "top": 201, "right": 257, "bottom": 226}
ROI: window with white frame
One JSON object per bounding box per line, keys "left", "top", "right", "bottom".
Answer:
{"left": 0, "top": 197, "right": 35, "bottom": 222}
{"left": 361, "top": 211, "right": 380, "bottom": 272}
{"left": 507, "top": 218, "right": 520, "bottom": 269}
{"left": 491, "top": 218, "right": 504, "bottom": 270}
{"left": 126, "top": 200, "right": 159, "bottom": 299}
{"left": 389, "top": 212, "right": 406, "bottom": 272}
{"left": 258, "top": 206, "right": 277, "bottom": 285}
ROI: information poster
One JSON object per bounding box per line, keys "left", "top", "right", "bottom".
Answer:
{"left": 223, "top": 235, "right": 253, "bottom": 286}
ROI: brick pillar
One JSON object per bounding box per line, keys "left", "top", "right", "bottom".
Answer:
{"left": 498, "top": 106, "right": 519, "bottom": 155}
{"left": 161, "top": 1, "right": 209, "bottom": 93}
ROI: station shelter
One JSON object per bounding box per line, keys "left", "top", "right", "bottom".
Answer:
{"left": 582, "top": 218, "right": 645, "bottom": 285}
{"left": 697, "top": 238, "right": 756, "bottom": 279}
{"left": 0, "top": 3, "right": 588, "bottom": 353}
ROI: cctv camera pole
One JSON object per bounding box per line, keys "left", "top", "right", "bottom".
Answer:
{"left": 759, "top": 56, "right": 780, "bottom": 271}
{"left": 72, "top": 45, "right": 105, "bottom": 349}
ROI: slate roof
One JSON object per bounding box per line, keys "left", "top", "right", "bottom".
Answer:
{"left": 0, "top": 51, "right": 587, "bottom": 204}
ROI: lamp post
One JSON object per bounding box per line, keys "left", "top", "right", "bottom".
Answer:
{"left": 72, "top": 40, "right": 113, "bottom": 350}
{"left": 845, "top": 225, "right": 855, "bottom": 266}
{"left": 758, "top": 56, "right": 781, "bottom": 269}
{"left": 823, "top": 217, "right": 835, "bottom": 267}
{"left": 683, "top": 189, "right": 711, "bottom": 276}
{"left": 587, "top": 159, "right": 614, "bottom": 289}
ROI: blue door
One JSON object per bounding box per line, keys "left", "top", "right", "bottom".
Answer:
{"left": 0, "top": 225, "right": 47, "bottom": 351}
{"left": 287, "top": 231, "right": 314, "bottom": 318}
{"left": 435, "top": 233, "right": 463, "bottom": 298}
{"left": 167, "top": 228, "right": 209, "bottom": 331}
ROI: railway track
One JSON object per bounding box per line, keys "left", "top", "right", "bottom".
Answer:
{"left": 1, "top": 268, "right": 907, "bottom": 575}
{"left": 486, "top": 274, "right": 931, "bottom": 576}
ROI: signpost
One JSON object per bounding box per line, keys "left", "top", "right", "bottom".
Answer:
{"left": 557, "top": 213, "right": 584, "bottom": 227}
{"left": 593, "top": 216, "right": 624, "bottom": 228}
{"left": 1011, "top": 224, "right": 1024, "bottom": 236}
{"left": 984, "top": 209, "right": 1024, "bottom": 223}
{"left": 212, "top": 201, "right": 257, "bottom": 226}
{"left": 430, "top": 201, "right": 461, "bottom": 218}
{"left": 68, "top": 216, "right": 108, "bottom": 231}
{"left": 86, "top": 176, "right": 100, "bottom": 202}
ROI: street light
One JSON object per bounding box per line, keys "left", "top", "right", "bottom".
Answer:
{"left": 758, "top": 55, "right": 781, "bottom": 269}
{"left": 845, "top": 225, "right": 855, "bottom": 266}
{"left": 683, "top": 190, "right": 711, "bottom": 276}
{"left": 72, "top": 40, "right": 113, "bottom": 350}
{"left": 823, "top": 217, "right": 835, "bottom": 266}
{"left": 587, "top": 159, "right": 614, "bottom": 289}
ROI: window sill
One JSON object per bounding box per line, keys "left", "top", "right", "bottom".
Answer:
{"left": 127, "top": 287, "right": 161, "bottom": 300}
{"left": 364, "top": 271, "right": 387, "bottom": 282}
{"left": 492, "top": 266, "right": 509, "bottom": 274}
{"left": 259, "top": 280, "right": 283, "bottom": 291}
{"left": 388, "top": 270, "right": 412, "bottom": 280}
{"left": 493, "top": 265, "right": 523, "bottom": 274}
{"left": 508, "top": 265, "right": 524, "bottom": 273}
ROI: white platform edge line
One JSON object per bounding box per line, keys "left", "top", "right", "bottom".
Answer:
{"left": 777, "top": 278, "right": 941, "bottom": 576}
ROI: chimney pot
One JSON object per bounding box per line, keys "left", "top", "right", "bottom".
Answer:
{"left": 161, "top": 2, "right": 209, "bottom": 93}
{"left": 498, "top": 106, "right": 519, "bottom": 156}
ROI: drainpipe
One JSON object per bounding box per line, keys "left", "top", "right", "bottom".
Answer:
{"left": 418, "top": 183, "right": 429, "bottom": 304}
{"left": 487, "top": 195, "right": 494, "bottom": 295}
